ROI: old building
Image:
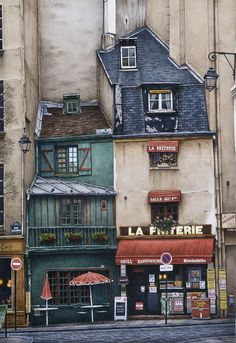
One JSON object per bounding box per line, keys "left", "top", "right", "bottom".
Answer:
{"left": 27, "top": 98, "right": 117, "bottom": 324}
{"left": 98, "top": 26, "right": 216, "bottom": 316}
{"left": 0, "top": 0, "right": 38, "bottom": 326}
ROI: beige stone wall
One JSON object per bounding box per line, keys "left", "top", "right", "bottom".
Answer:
{"left": 0, "top": 0, "right": 38, "bottom": 234}
{"left": 146, "top": 0, "right": 170, "bottom": 44}
{"left": 115, "top": 138, "right": 216, "bottom": 233}
{"left": 38, "top": 0, "right": 103, "bottom": 102}
{"left": 98, "top": 64, "right": 114, "bottom": 127}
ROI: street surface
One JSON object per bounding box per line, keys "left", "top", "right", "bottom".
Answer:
{"left": 1, "top": 321, "right": 235, "bottom": 343}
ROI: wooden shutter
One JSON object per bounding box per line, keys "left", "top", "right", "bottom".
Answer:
{"left": 40, "top": 145, "right": 55, "bottom": 176}
{"left": 78, "top": 143, "right": 92, "bottom": 175}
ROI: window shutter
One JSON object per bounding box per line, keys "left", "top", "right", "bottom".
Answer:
{"left": 78, "top": 143, "right": 92, "bottom": 175}
{"left": 40, "top": 145, "right": 55, "bottom": 176}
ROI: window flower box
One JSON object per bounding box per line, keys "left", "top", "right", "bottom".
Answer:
{"left": 152, "top": 216, "right": 176, "bottom": 233}
{"left": 39, "top": 233, "right": 56, "bottom": 243}
{"left": 64, "top": 232, "right": 83, "bottom": 241}
{"left": 92, "top": 231, "right": 108, "bottom": 242}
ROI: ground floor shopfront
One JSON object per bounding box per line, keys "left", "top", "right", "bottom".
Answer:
{"left": 28, "top": 249, "right": 119, "bottom": 324}
{"left": 116, "top": 236, "right": 216, "bottom": 317}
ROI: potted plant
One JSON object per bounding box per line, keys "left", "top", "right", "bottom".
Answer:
{"left": 92, "top": 231, "right": 108, "bottom": 242}
{"left": 39, "top": 232, "right": 56, "bottom": 243}
{"left": 64, "top": 232, "right": 83, "bottom": 241}
{"left": 152, "top": 216, "right": 176, "bottom": 233}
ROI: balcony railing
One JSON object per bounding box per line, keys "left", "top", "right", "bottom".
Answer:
{"left": 28, "top": 226, "right": 117, "bottom": 249}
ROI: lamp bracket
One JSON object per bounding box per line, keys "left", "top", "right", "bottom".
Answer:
{"left": 208, "top": 51, "right": 236, "bottom": 80}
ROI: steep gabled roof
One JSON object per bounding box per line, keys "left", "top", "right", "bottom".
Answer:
{"left": 97, "top": 27, "right": 201, "bottom": 87}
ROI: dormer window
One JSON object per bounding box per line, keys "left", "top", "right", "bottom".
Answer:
{"left": 148, "top": 90, "right": 173, "bottom": 112}
{"left": 63, "top": 93, "right": 80, "bottom": 115}
{"left": 121, "top": 46, "right": 136, "bottom": 69}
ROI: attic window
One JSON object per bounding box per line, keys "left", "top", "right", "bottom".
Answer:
{"left": 148, "top": 90, "right": 173, "bottom": 112}
{"left": 121, "top": 46, "right": 136, "bottom": 69}
{"left": 63, "top": 94, "right": 80, "bottom": 115}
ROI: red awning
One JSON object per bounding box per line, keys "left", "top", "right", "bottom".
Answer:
{"left": 148, "top": 190, "right": 181, "bottom": 203}
{"left": 147, "top": 140, "right": 179, "bottom": 153}
{"left": 115, "top": 238, "right": 214, "bottom": 265}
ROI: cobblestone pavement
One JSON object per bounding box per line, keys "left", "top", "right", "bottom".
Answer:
{"left": 1, "top": 320, "right": 235, "bottom": 343}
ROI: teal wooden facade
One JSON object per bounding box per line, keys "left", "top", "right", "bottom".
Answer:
{"left": 27, "top": 104, "right": 118, "bottom": 324}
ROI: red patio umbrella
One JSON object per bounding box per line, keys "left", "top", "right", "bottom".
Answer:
{"left": 69, "top": 271, "right": 111, "bottom": 322}
{"left": 40, "top": 274, "right": 52, "bottom": 326}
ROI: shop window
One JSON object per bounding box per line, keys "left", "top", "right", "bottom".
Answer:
{"left": 48, "top": 271, "right": 90, "bottom": 305}
{"left": 151, "top": 202, "right": 178, "bottom": 222}
{"left": 150, "top": 152, "right": 177, "bottom": 168}
{"left": 60, "top": 198, "right": 84, "bottom": 226}
{"left": 186, "top": 267, "right": 203, "bottom": 289}
{"left": 0, "top": 258, "right": 12, "bottom": 308}
{"left": 148, "top": 90, "right": 173, "bottom": 112}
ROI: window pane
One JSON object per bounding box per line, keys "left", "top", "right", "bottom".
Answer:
{"left": 122, "top": 48, "right": 128, "bottom": 57}
{"left": 151, "top": 202, "right": 178, "bottom": 222}
{"left": 0, "top": 258, "right": 12, "bottom": 308}
{"left": 129, "top": 58, "right": 136, "bottom": 67}
{"left": 129, "top": 48, "right": 136, "bottom": 58}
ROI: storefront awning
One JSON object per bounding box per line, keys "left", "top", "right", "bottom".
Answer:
{"left": 147, "top": 140, "right": 179, "bottom": 153}
{"left": 148, "top": 190, "right": 181, "bottom": 203}
{"left": 115, "top": 238, "right": 214, "bottom": 265}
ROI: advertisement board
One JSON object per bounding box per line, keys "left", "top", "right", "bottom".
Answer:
{"left": 114, "top": 297, "right": 127, "bottom": 321}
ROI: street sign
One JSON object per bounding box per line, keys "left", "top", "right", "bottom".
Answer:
{"left": 160, "top": 252, "right": 172, "bottom": 265}
{"left": 160, "top": 264, "right": 173, "bottom": 272}
{"left": 11, "top": 257, "right": 22, "bottom": 271}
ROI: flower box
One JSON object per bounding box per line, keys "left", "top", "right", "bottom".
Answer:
{"left": 64, "top": 232, "right": 83, "bottom": 241}
{"left": 92, "top": 231, "right": 108, "bottom": 242}
{"left": 39, "top": 233, "right": 56, "bottom": 242}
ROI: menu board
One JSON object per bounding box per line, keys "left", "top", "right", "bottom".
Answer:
{"left": 114, "top": 297, "right": 127, "bottom": 321}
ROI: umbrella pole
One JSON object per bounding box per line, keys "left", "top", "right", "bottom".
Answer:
{"left": 46, "top": 299, "right": 48, "bottom": 326}
{"left": 89, "top": 284, "right": 94, "bottom": 323}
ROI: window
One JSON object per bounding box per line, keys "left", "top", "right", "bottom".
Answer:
{"left": 148, "top": 90, "right": 173, "bottom": 112}
{"left": 0, "top": 164, "right": 3, "bottom": 231}
{"left": 0, "top": 6, "right": 3, "bottom": 50}
{"left": 61, "top": 198, "right": 84, "bottom": 226}
{"left": 56, "top": 146, "right": 78, "bottom": 174}
{"left": 150, "top": 152, "right": 177, "bottom": 168}
{"left": 48, "top": 271, "right": 90, "bottom": 305}
{"left": 151, "top": 202, "right": 178, "bottom": 222}
{"left": 0, "top": 81, "right": 3, "bottom": 132}
{"left": 0, "top": 258, "right": 12, "bottom": 308}
{"left": 67, "top": 101, "right": 78, "bottom": 114}
{"left": 63, "top": 94, "right": 80, "bottom": 115}
{"left": 121, "top": 46, "right": 136, "bottom": 68}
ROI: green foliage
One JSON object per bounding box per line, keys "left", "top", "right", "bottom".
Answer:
{"left": 39, "top": 232, "right": 56, "bottom": 242}
{"left": 64, "top": 232, "right": 83, "bottom": 241}
{"left": 152, "top": 216, "right": 176, "bottom": 232}
{"left": 92, "top": 231, "right": 108, "bottom": 241}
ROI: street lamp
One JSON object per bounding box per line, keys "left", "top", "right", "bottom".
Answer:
{"left": 18, "top": 134, "right": 31, "bottom": 153}
{"left": 204, "top": 51, "right": 236, "bottom": 91}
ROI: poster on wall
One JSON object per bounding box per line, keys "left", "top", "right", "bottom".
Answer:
{"left": 219, "top": 269, "right": 227, "bottom": 311}
{"left": 207, "top": 268, "right": 216, "bottom": 314}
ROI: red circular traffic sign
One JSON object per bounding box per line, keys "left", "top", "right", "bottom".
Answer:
{"left": 11, "top": 257, "right": 22, "bottom": 271}
{"left": 160, "top": 252, "right": 172, "bottom": 265}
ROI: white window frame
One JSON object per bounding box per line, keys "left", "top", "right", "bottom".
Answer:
{"left": 120, "top": 46, "right": 137, "bottom": 69}
{"left": 148, "top": 91, "right": 173, "bottom": 112}
{"left": 67, "top": 101, "right": 78, "bottom": 114}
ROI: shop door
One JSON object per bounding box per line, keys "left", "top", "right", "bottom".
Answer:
{"left": 127, "top": 267, "right": 159, "bottom": 315}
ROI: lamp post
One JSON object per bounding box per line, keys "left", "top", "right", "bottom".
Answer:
{"left": 204, "top": 51, "right": 236, "bottom": 91}
{"left": 18, "top": 133, "right": 31, "bottom": 234}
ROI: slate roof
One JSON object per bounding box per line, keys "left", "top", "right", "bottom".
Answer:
{"left": 28, "top": 176, "right": 116, "bottom": 196}
{"left": 97, "top": 26, "right": 211, "bottom": 135}
{"left": 97, "top": 27, "right": 200, "bottom": 87}
{"left": 36, "top": 102, "right": 111, "bottom": 138}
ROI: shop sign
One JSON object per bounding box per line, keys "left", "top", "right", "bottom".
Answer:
{"left": 160, "top": 264, "right": 173, "bottom": 271}
{"left": 135, "top": 302, "right": 144, "bottom": 311}
{"left": 147, "top": 140, "right": 179, "bottom": 153}
{"left": 114, "top": 296, "right": 127, "bottom": 321}
{"left": 118, "top": 276, "right": 129, "bottom": 285}
{"left": 149, "top": 287, "right": 157, "bottom": 293}
{"left": 222, "top": 213, "right": 236, "bottom": 229}
{"left": 119, "top": 225, "right": 211, "bottom": 237}
{"left": 191, "top": 299, "right": 210, "bottom": 319}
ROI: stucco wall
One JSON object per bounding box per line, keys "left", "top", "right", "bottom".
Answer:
{"left": 38, "top": 0, "right": 103, "bottom": 102}
{"left": 115, "top": 138, "right": 215, "bottom": 233}
{"left": 146, "top": 0, "right": 170, "bottom": 45}
{"left": 98, "top": 64, "right": 114, "bottom": 128}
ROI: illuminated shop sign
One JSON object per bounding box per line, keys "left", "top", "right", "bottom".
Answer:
{"left": 120, "top": 225, "right": 211, "bottom": 237}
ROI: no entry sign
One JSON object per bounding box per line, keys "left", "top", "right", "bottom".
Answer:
{"left": 11, "top": 257, "right": 22, "bottom": 271}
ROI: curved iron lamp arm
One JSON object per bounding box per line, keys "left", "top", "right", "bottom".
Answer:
{"left": 208, "top": 51, "right": 236, "bottom": 80}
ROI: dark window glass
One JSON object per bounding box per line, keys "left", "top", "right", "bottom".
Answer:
{"left": 0, "top": 258, "right": 12, "bottom": 308}
{"left": 150, "top": 152, "right": 177, "bottom": 168}
{"left": 151, "top": 202, "right": 178, "bottom": 222}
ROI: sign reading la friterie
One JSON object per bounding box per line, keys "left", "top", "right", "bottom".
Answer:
{"left": 119, "top": 225, "right": 211, "bottom": 237}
